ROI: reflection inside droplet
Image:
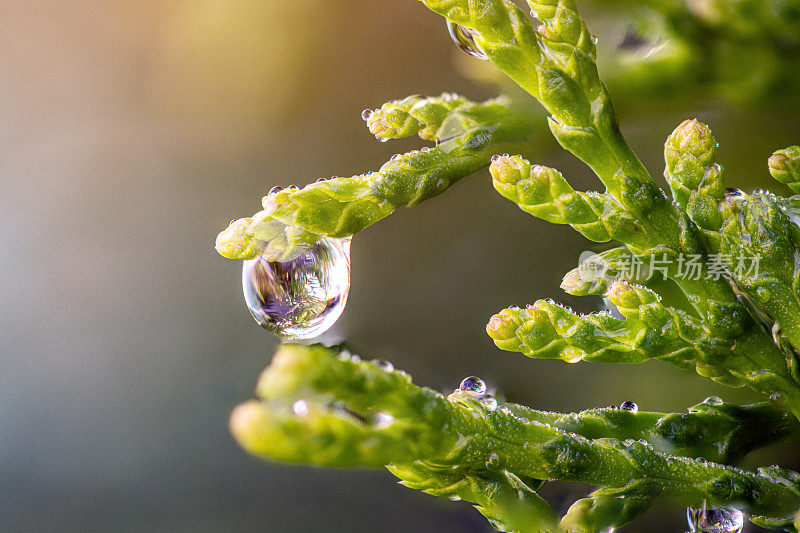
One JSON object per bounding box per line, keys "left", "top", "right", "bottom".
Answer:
{"left": 242, "top": 237, "right": 351, "bottom": 339}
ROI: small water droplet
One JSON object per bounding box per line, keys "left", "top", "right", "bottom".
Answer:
{"left": 292, "top": 400, "right": 309, "bottom": 416}
{"left": 686, "top": 504, "right": 744, "bottom": 533}
{"left": 608, "top": 405, "right": 618, "bottom": 410}
{"left": 242, "top": 237, "right": 351, "bottom": 339}
{"left": 703, "top": 396, "right": 724, "bottom": 406}
{"left": 491, "top": 154, "right": 501, "bottom": 162}
{"left": 361, "top": 109, "right": 373, "bottom": 121}
{"left": 486, "top": 452, "right": 500, "bottom": 468}
{"left": 770, "top": 392, "right": 785, "bottom": 404}
{"left": 591, "top": 35, "right": 599, "bottom": 45}
{"left": 374, "top": 412, "right": 394, "bottom": 428}
{"left": 268, "top": 186, "right": 283, "bottom": 194}
{"left": 372, "top": 359, "right": 394, "bottom": 372}
{"left": 478, "top": 394, "right": 498, "bottom": 411}
{"left": 508, "top": 305, "right": 520, "bottom": 311}
{"left": 724, "top": 188, "right": 747, "bottom": 199}
{"left": 459, "top": 376, "right": 487, "bottom": 394}
{"left": 772, "top": 322, "right": 782, "bottom": 345}
{"left": 420, "top": 146, "right": 430, "bottom": 153}
{"left": 446, "top": 20, "right": 489, "bottom": 60}
{"left": 378, "top": 136, "right": 389, "bottom": 143}
{"left": 287, "top": 185, "right": 299, "bottom": 192}
{"left": 620, "top": 400, "right": 638, "bottom": 413}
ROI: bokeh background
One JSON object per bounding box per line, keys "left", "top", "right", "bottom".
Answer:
{"left": 2, "top": 1, "right": 799, "bottom": 531}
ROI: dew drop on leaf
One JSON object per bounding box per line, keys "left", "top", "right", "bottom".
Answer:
{"left": 371, "top": 359, "right": 394, "bottom": 372}
{"left": 686, "top": 504, "right": 744, "bottom": 533}
{"left": 459, "top": 376, "right": 487, "bottom": 394}
{"left": 620, "top": 400, "right": 638, "bottom": 413}
{"left": 242, "top": 237, "right": 351, "bottom": 339}
{"left": 702, "top": 396, "right": 724, "bottom": 406}
{"left": 478, "top": 394, "right": 498, "bottom": 411}
{"left": 373, "top": 412, "right": 395, "bottom": 428}
{"left": 724, "top": 187, "right": 747, "bottom": 199}
{"left": 446, "top": 20, "right": 489, "bottom": 60}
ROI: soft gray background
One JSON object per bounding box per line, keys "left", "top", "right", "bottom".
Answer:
{"left": 2, "top": 1, "right": 799, "bottom": 531}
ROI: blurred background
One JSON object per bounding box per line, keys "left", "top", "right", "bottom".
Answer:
{"left": 2, "top": 1, "right": 799, "bottom": 531}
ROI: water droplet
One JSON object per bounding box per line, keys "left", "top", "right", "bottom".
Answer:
{"left": 378, "top": 136, "right": 389, "bottom": 143}
{"left": 268, "top": 186, "right": 283, "bottom": 194}
{"left": 608, "top": 404, "right": 618, "bottom": 410}
{"left": 361, "top": 109, "right": 373, "bottom": 121}
{"left": 286, "top": 185, "right": 299, "bottom": 192}
{"left": 374, "top": 412, "right": 394, "bottom": 428}
{"left": 316, "top": 177, "right": 329, "bottom": 183}
{"left": 478, "top": 394, "right": 498, "bottom": 411}
{"left": 446, "top": 20, "right": 489, "bottom": 60}
{"left": 724, "top": 188, "right": 746, "bottom": 199}
{"left": 591, "top": 35, "right": 599, "bottom": 45}
{"left": 686, "top": 504, "right": 744, "bottom": 533}
{"left": 486, "top": 452, "right": 501, "bottom": 468}
{"left": 620, "top": 400, "right": 638, "bottom": 413}
{"left": 420, "top": 146, "right": 430, "bottom": 153}
{"left": 459, "top": 376, "right": 487, "bottom": 394}
{"left": 242, "top": 237, "right": 351, "bottom": 339}
{"left": 389, "top": 153, "right": 401, "bottom": 161}
{"left": 372, "top": 359, "right": 394, "bottom": 372}
{"left": 292, "top": 400, "right": 309, "bottom": 416}
{"left": 491, "top": 154, "right": 501, "bottom": 162}
{"left": 703, "top": 396, "right": 724, "bottom": 406}
{"left": 772, "top": 322, "right": 782, "bottom": 346}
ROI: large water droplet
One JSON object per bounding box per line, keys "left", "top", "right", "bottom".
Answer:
{"left": 446, "top": 20, "right": 489, "bottom": 60}
{"left": 620, "top": 400, "right": 638, "bottom": 413}
{"left": 686, "top": 504, "right": 744, "bottom": 533}
{"left": 242, "top": 237, "right": 351, "bottom": 339}
{"left": 459, "top": 376, "right": 487, "bottom": 394}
